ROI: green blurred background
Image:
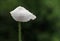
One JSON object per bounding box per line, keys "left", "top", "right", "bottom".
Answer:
{"left": 0, "top": 0, "right": 60, "bottom": 41}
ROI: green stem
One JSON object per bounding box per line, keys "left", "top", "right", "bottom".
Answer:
{"left": 18, "top": 22, "right": 22, "bottom": 41}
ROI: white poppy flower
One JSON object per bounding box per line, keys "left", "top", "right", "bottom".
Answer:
{"left": 10, "top": 6, "right": 36, "bottom": 22}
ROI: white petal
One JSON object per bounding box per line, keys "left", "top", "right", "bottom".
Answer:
{"left": 10, "top": 6, "right": 36, "bottom": 22}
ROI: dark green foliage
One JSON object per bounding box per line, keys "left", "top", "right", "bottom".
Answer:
{"left": 21, "top": 0, "right": 60, "bottom": 41}
{"left": 0, "top": 0, "right": 60, "bottom": 41}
